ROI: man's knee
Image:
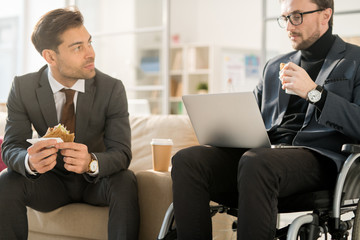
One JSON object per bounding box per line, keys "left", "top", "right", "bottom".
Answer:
{"left": 107, "top": 169, "right": 138, "bottom": 197}
{"left": 172, "top": 145, "right": 211, "bottom": 170}
{"left": 0, "top": 169, "right": 26, "bottom": 204}
{"left": 238, "top": 148, "right": 273, "bottom": 177}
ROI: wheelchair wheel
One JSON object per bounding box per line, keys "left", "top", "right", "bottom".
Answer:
{"left": 352, "top": 201, "right": 360, "bottom": 239}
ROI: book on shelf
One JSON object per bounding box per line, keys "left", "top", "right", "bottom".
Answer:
{"left": 170, "top": 79, "right": 183, "bottom": 97}
{"left": 171, "top": 50, "right": 182, "bottom": 70}
{"left": 140, "top": 56, "right": 160, "bottom": 73}
{"left": 187, "top": 47, "right": 196, "bottom": 71}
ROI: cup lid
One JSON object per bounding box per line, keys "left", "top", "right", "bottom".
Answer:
{"left": 151, "top": 138, "right": 173, "bottom": 145}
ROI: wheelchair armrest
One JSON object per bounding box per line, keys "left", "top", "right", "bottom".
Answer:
{"left": 341, "top": 144, "right": 360, "bottom": 154}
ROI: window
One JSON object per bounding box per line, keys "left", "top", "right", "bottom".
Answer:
{"left": 0, "top": 17, "right": 18, "bottom": 102}
{"left": 0, "top": 0, "right": 66, "bottom": 102}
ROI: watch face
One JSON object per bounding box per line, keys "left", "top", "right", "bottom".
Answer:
{"left": 90, "top": 160, "right": 98, "bottom": 172}
{"left": 308, "top": 89, "right": 321, "bottom": 103}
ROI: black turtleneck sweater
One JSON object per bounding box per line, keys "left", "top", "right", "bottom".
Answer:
{"left": 269, "top": 27, "right": 335, "bottom": 145}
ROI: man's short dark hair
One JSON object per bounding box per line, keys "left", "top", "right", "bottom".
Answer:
{"left": 312, "top": 0, "right": 334, "bottom": 27}
{"left": 279, "top": 0, "right": 334, "bottom": 27}
{"left": 31, "top": 8, "right": 84, "bottom": 55}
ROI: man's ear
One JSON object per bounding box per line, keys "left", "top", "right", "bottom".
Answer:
{"left": 322, "top": 8, "right": 332, "bottom": 26}
{"left": 42, "top": 49, "right": 57, "bottom": 65}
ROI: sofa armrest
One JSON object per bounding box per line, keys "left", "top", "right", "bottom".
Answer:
{"left": 136, "top": 170, "right": 172, "bottom": 240}
{"left": 0, "top": 137, "right": 6, "bottom": 172}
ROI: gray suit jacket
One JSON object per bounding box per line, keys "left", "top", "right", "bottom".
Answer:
{"left": 255, "top": 36, "right": 360, "bottom": 170}
{"left": 2, "top": 65, "right": 131, "bottom": 182}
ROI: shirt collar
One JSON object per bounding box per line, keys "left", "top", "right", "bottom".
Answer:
{"left": 47, "top": 67, "right": 85, "bottom": 94}
{"left": 301, "top": 27, "right": 335, "bottom": 61}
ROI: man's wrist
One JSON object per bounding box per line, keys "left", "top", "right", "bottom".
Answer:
{"left": 25, "top": 154, "right": 38, "bottom": 175}
{"left": 87, "top": 153, "right": 99, "bottom": 176}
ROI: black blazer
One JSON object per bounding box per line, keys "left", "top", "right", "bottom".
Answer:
{"left": 255, "top": 36, "right": 360, "bottom": 170}
{"left": 2, "top": 65, "right": 131, "bottom": 182}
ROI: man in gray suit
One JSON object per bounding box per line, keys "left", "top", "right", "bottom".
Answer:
{"left": 0, "top": 8, "right": 139, "bottom": 240}
{"left": 171, "top": 0, "right": 360, "bottom": 239}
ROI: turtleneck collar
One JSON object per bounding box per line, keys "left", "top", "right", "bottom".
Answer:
{"left": 301, "top": 27, "right": 335, "bottom": 61}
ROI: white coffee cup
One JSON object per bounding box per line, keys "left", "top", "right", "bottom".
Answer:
{"left": 285, "top": 89, "right": 296, "bottom": 95}
{"left": 150, "top": 139, "right": 173, "bottom": 172}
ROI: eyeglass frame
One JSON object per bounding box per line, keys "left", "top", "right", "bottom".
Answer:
{"left": 277, "top": 9, "right": 325, "bottom": 28}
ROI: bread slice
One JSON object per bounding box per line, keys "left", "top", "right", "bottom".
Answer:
{"left": 43, "top": 124, "right": 75, "bottom": 142}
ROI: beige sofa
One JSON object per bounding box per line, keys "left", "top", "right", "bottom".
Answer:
{"left": 0, "top": 112, "right": 236, "bottom": 240}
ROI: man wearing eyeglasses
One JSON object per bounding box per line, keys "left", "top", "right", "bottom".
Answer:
{"left": 171, "top": 0, "right": 360, "bottom": 239}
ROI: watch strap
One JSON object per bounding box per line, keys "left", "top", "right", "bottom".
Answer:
{"left": 313, "top": 88, "right": 327, "bottom": 111}
{"left": 315, "top": 85, "right": 323, "bottom": 93}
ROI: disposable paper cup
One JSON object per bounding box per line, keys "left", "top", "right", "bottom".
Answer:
{"left": 279, "top": 73, "right": 296, "bottom": 95}
{"left": 150, "top": 139, "right": 173, "bottom": 172}
{"left": 285, "top": 89, "right": 296, "bottom": 95}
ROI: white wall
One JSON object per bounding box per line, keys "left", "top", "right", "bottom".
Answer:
{"left": 0, "top": 0, "right": 22, "bottom": 17}
{"left": 78, "top": 0, "right": 136, "bottom": 85}
{"left": 170, "top": 0, "right": 199, "bottom": 43}
{"left": 197, "top": 0, "right": 262, "bottom": 49}
{"left": 170, "top": 0, "right": 263, "bottom": 49}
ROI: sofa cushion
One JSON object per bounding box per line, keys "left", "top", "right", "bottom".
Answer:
{"left": 129, "top": 115, "right": 198, "bottom": 173}
{"left": 0, "top": 111, "right": 7, "bottom": 171}
{"left": 0, "top": 137, "right": 6, "bottom": 172}
{"left": 28, "top": 204, "right": 109, "bottom": 240}
{"left": 28, "top": 171, "right": 173, "bottom": 240}
{"left": 0, "top": 111, "right": 6, "bottom": 136}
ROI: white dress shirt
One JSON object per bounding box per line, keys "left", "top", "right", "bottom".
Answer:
{"left": 25, "top": 67, "right": 99, "bottom": 176}
{"left": 48, "top": 70, "right": 85, "bottom": 122}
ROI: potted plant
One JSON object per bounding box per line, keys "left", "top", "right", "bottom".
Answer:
{"left": 197, "top": 82, "right": 208, "bottom": 94}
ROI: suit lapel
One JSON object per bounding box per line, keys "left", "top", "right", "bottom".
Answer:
{"left": 75, "top": 78, "right": 96, "bottom": 143}
{"left": 303, "top": 36, "right": 346, "bottom": 125}
{"left": 36, "top": 67, "right": 58, "bottom": 128}
{"left": 315, "top": 36, "right": 346, "bottom": 86}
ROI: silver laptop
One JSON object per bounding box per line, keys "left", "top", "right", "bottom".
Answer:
{"left": 182, "top": 92, "right": 272, "bottom": 148}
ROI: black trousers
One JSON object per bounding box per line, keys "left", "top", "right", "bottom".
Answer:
{"left": 0, "top": 168, "right": 139, "bottom": 240}
{"left": 171, "top": 146, "right": 338, "bottom": 240}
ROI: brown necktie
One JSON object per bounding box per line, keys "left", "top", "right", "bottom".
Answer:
{"left": 60, "top": 89, "right": 76, "bottom": 133}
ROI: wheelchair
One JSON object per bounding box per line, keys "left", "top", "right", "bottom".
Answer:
{"left": 158, "top": 144, "right": 360, "bottom": 240}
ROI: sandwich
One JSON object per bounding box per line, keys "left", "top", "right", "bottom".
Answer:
{"left": 280, "top": 62, "right": 286, "bottom": 71}
{"left": 43, "top": 124, "right": 75, "bottom": 142}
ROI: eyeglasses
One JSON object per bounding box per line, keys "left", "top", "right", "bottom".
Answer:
{"left": 277, "top": 9, "right": 324, "bottom": 28}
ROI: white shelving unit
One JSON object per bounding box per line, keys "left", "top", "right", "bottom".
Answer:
{"left": 88, "top": 0, "right": 170, "bottom": 115}
{"left": 169, "top": 43, "right": 214, "bottom": 114}
{"left": 166, "top": 43, "right": 262, "bottom": 114}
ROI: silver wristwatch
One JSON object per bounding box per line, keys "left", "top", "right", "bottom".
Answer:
{"left": 307, "top": 85, "right": 323, "bottom": 104}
